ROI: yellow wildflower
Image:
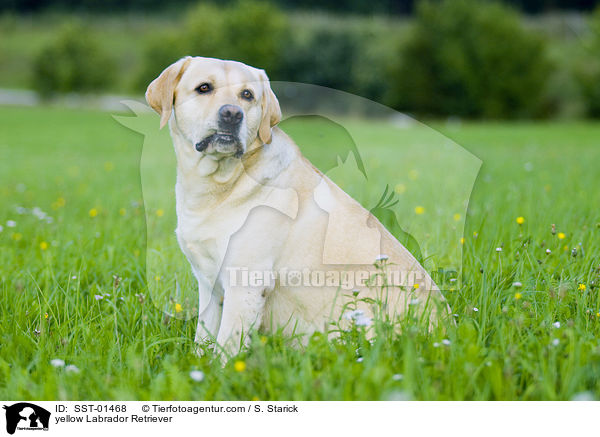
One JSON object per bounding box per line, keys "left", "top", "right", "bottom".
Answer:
{"left": 89, "top": 208, "right": 98, "bottom": 218}
{"left": 415, "top": 206, "right": 425, "bottom": 215}
{"left": 516, "top": 216, "right": 525, "bottom": 225}
{"left": 156, "top": 209, "right": 164, "bottom": 217}
{"left": 39, "top": 241, "right": 48, "bottom": 250}
{"left": 557, "top": 232, "right": 565, "bottom": 239}
{"left": 514, "top": 292, "right": 522, "bottom": 300}
{"left": 578, "top": 284, "right": 586, "bottom": 291}
{"left": 175, "top": 303, "right": 182, "bottom": 313}
{"left": 234, "top": 360, "right": 246, "bottom": 372}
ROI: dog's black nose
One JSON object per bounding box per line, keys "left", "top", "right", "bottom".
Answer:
{"left": 218, "top": 104, "right": 243, "bottom": 125}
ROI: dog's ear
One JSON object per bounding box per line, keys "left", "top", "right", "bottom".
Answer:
{"left": 145, "top": 56, "right": 192, "bottom": 129}
{"left": 258, "top": 71, "right": 281, "bottom": 145}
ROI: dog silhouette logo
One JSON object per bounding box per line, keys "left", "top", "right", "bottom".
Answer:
{"left": 3, "top": 403, "right": 50, "bottom": 434}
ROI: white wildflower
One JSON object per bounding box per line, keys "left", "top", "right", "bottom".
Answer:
{"left": 65, "top": 364, "right": 80, "bottom": 373}
{"left": 375, "top": 254, "right": 389, "bottom": 262}
{"left": 6, "top": 220, "right": 16, "bottom": 228}
{"left": 392, "top": 374, "right": 404, "bottom": 381}
{"left": 473, "top": 307, "right": 479, "bottom": 312}
{"left": 343, "top": 309, "right": 364, "bottom": 320}
{"left": 552, "top": 321, "right": 560, "bottom": 329}
{"left": 513, "top": 281, "right": 523, "bottom": 288}
{"left": 50, "top": 359, "right": 65, "bottom": 368}
{"left": 442, "top": 339, "right": 451, "bottom": 346}
{"left": 495, "top": 247, "right": 502, "bottom": 252}
{"left": 94, "top": 295, "right": 103, "bottom": 300}
{"left": 32, "top": 207, "right": 47, "bottom": 220}
{"left": 189, "top": 370, "right": 205, "bottom": 382}
{"left": 354, "top": 316, "right": 373, "bottom": 327}
{"left": 571, "top": 392, "right": 595, "bottom": 401}
{"left": 552, "top": 338, "right": 560, "bottom": 346}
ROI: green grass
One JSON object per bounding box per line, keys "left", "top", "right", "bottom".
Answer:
{"left": 1, "top": 105, "right": 599, "bottom": 400}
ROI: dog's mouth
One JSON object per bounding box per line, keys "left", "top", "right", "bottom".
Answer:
{"left": 195, "top": 132, "right": 244, "bottom": 158}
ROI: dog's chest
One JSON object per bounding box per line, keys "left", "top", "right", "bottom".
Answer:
{"left": 175, "top": 207, "right": 236, "bottom": 275}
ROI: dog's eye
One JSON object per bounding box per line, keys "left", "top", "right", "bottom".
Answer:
{"left": 195, "top": 83, "right": 213, "bottom": 94}
{"left": 241, "top": 89, "right": 254, "bottom": 101}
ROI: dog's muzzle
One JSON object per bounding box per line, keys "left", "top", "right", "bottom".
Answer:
{"left": 195, "top": 133, "right": 244, "bottom": 158}
{"left": 195, "top": 104, "right": 245, "bottom": 158}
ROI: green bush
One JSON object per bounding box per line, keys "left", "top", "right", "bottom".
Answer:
{"left": 31, "top": 21, "right": 115, "bottom": 97}
{"left": 574, "top": 8, "right": 600, "bottom": 118}
{"left": 386, "top": 0, "right": 552, "bottom": 118}
{"left": 278, "top": 26, "right": 359, "bottom": 91}
{"left": 136, "top": 0, "right": 288, "bottom": 90}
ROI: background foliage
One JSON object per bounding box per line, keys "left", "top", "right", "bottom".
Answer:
{"left": 0, "top": 0, "right": 597, "bottom": 118}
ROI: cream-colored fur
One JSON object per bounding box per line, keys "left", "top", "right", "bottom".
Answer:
{"left": 146, "top": 56, "right": 447, "bottom": 358}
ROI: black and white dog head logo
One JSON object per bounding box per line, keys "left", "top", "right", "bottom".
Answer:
{"left": 3, "top": 403, "right": 50, "bottom": 435}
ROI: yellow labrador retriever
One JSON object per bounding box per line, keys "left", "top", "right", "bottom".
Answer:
{"left": 146, "top": 56, "right": 446, "bottom": 357}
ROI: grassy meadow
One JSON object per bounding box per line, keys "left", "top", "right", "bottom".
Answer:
{"left": 1, "top": 104, "right": 599, "bottom": 400}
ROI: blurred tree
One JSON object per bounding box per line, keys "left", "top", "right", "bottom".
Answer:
{"left": 386, "top": 0, "right": 552, "bottom": 118}
{"left": 2, "top": 0, "right": 599, "bottom": 14}
{"left": 278, "top": 27, "right": 359, "bottom": 91}
{"left": 136, "top": 0, "right": 288, "bottom": 90}
{"left": 574, "top": 6, "right": 600, "bottom": 117}
{"left": 31, "top": 21, "right": 115, "bottom": 96}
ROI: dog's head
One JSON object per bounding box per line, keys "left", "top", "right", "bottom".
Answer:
{"left": 146, "top": 56, "right": 281, "bottom": 159}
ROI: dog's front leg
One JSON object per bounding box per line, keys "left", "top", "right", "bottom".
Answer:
{"left": 194, "top": 291, "right": 222, "bottom": 345}
{"left": 215, "top": 286, "right": 266, "bottom": 359}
